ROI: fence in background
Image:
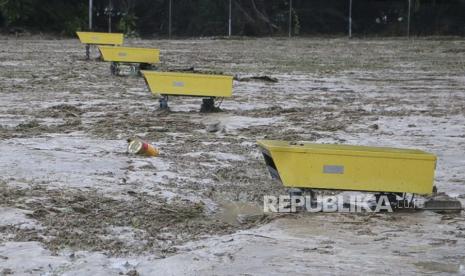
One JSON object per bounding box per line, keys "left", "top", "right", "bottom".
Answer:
{"left": 88, "top": 0, "right": 465, "bottom": 38}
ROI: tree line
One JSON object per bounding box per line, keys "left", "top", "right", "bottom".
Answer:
{"left": 1, "top": 0, "right": 464, "bottom": 37}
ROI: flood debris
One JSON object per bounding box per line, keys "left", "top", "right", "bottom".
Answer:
{"left": 423, "top": 193, "right": 463, "bottom": 213}
{"left": 127, "top": 138, "right": 160, "bottom": 157}
{"left": 234, "top": 75, "right": 278, "bottom": 83}
{"left": 15, "top": 120, "right": 41, "bottom": 130}
{"left": 0, "top": 183, "right": 237, "bottom": 255}
{"left": 39, "top": 104, "right": 83, "bottom": 118}
{"left": 204, "top": 120, "right": 223, "bottom": 133}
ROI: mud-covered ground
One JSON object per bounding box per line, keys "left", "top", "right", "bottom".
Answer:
{"left": 0, "top": 36, "right": 464, "bottom": 275}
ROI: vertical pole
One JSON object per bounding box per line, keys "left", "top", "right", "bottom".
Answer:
{"left": 349, "top": 0, "right": 352, "bottom": 38}
{"left": 169, "top": 0, "right": 172, "bottom": 38}
{"left": 288, "top": 0, "right": 292, "bottom": 38}
{"left": 407, "top": 0, "right": 411, "bottom": 38}
{"left": 228, "top": 0, "right": 232, "bottom": 37}
{"left": 89, "top": 0, "right": 93, "bottom": 30}
{"left": 87, "top": 0, "right": 93, "bottom": 59}
{"left": 108, "top": 0, "right": 112, "bottom": 33}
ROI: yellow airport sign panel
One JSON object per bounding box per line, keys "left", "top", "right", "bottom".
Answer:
{"left": 99, "top": 46, "right": 160, "bottom": 64}
{"left": 142, "top": 71, "right": 233, "bottom": 98}
{"left": 76, "top": 31, "right": 124, "bottom": 45}
{"left": 258, "top": 140, "right": 436, "bottom": 195}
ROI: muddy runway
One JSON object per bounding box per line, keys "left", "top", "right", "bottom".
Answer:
{"left": 0, "top": 36, "right": 464, "bottom": 275}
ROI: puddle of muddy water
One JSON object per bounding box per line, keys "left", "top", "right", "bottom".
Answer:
{"left": 415, "top": 261, "right": 465, "bottom": 274}
{"left": 215, "top": 201, "right": 264, "bottom": 226}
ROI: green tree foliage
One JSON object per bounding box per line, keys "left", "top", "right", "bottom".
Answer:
{"left": 0, "top": 0, "right": 35, "bottom": 25}
{"left": 116, "top": 0, "right": 138, "bottom": 35}
{"left": 0, "top": 0, "right": 87, "bottom": 35}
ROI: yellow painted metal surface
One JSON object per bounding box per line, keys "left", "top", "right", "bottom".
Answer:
{"left": 98, "top": 46, "right": 160, "bottom": 64}
{"left": 257, "top": 140, "right": 437, "bottom": 195}
{"left": 141, "top": 71, "right": 233, "bottom": 97}
{"left": 76, "top": 32, "right": 123, "bottom": 45}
